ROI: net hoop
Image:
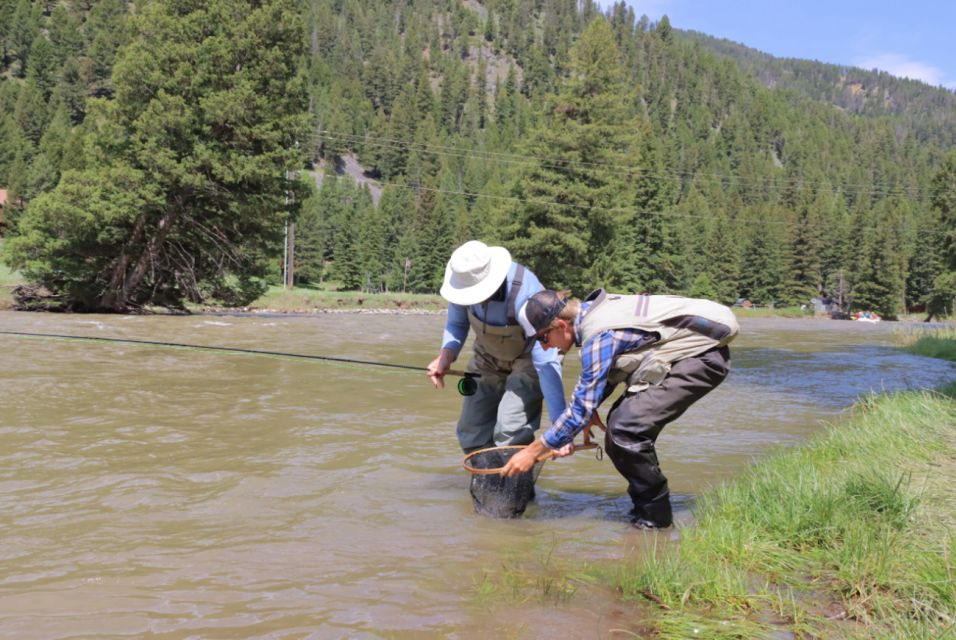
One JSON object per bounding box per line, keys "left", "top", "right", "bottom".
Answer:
{"left": 462, "top": 443, "right": 599, "bottom": 475}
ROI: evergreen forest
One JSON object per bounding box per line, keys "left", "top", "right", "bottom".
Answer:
{"left": 1, "top": 0, "right": 955, "bottom": 318}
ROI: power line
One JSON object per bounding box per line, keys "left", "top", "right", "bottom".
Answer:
{"left": 314, "top": 170, "right": 799, "bottom": 226}
{"left": 0, "top": 330, "right": 447, "bottom": 375}
{"left": 312, "top": 129, "right": 944, "bottom": 200}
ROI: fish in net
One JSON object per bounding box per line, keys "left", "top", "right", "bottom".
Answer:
{"left": 463, "top": 445, "right": 545, "bottom": 518}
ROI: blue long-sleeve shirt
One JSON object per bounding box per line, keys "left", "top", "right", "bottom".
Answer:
{"left": 542, "top": 309, "right": 657, "bottom": 449}
{"left": 440, "top": 263, "right": 566, "bottom": 423}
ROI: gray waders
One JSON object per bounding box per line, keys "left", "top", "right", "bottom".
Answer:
{"left": 456, "top": 320, "right": 542, "bottom": 453}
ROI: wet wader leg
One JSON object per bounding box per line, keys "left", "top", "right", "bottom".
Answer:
{"left": 457, "top": 372, "right": 506, "bottom": 454}
{"left": 605, "top": 346, "right": 731, "bottom": 526}
{"left": 493, "top": 370, "right": 543, "bottom": 447}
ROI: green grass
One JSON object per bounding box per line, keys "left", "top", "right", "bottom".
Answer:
{"left": 0, "top": 239, "right": 22, "bottom": 309}
{"left": 894, "top": 326, "right": 956, "bottom": 361}
{"left": 219, "top": 284, "right": 447, "bottom": 312}
{"left": 614, "top": 386, "right": 956, "bottom": 638}
{"left": 731, "top": 305, "right": 814, "bottom": 319}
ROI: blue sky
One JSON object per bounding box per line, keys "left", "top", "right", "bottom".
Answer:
{"left": 614, "top": 1, "right": 956, "bottom": 90}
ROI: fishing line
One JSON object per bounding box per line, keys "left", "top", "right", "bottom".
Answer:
{"left": 0, "top": 330, "right": 480, "bottom": 394}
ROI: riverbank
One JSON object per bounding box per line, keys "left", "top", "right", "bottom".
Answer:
{"left": 605, "top": 332, "right": 956, "bottom": 638}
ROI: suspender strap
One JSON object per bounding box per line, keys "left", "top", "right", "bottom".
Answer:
{"left": 506, "top": 265, "right": 525, "bottom": 324}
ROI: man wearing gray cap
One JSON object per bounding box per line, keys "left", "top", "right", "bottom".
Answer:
{"left": 426, "top": 241, "right": 565, "bottom": 454}
{"left": 503, "top": 288, "right": 738, "bottom": 529}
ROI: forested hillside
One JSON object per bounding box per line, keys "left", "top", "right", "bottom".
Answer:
{"left": 681, "top": 30, "right": 956, "bottom": 145}
{"left": 1, "top": 0, "right": 954, "bottom": 317}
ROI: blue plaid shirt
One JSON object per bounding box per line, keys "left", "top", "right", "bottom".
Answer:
{"left": 542, "top": 305, "right": 657, "bottom": 449}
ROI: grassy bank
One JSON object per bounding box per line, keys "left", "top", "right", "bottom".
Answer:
{"left": 209, "top": 284, "right": 447, "bottom": 313}
{"left": 609, "top": 333, "right": 956, "bottom": 639}
{"left": 896, "top": 326, "right": 956, "bottom": 361}
{"left": 0, "top": 239, "right": 19, "bottom": 310}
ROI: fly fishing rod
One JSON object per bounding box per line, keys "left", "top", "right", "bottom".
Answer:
{"left": 0, "top": 330, "right": 481, "bottom": 395}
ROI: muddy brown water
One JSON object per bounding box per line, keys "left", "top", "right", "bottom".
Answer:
{"left": 1, "top": 311, "right": 953, "bottom": 639}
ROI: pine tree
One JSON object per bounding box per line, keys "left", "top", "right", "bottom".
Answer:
{"left": 5, "top": 0, "right": 38, "bottom": 77}
{"left": 292, "top": 176, "right": 325, "bottom": 286}
{"left": 924, "top": 151, "right": 956, "bottom": 318}
{"left": 357, "top": 188, "right": 388, "bottom": 291}
{"left": 53, "top": 57, "right": 87, "bottom": 125}
{"left": 84, "top": 0, "right": 129, "bottom": 96}
{"left": 26, "top": 35, "right": 59, "bottom": 101}
{"left": 3, "top": 0, "right": 310, "bottom": 311}
{"left": 13, "top": 78, "right": 47, "bottom": 148}
{"left": 783, "top": 187, "right": 824, "bottom": 305}
{"left": 48, "top": 4, "right": 84, "bottom": 63}
{"left": 850, "top": 200, "right": 906, "bottom": 318}
{"left": 502, "top": 17, "right": 641, "bottom": 294}
{"left": 738, "top": 206, "right": 786, "bottom": 305}
{"left": 21, "top": 99, "right": 71, "bottom": 200}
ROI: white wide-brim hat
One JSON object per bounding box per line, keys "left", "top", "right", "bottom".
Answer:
{"left": 440, "top": 240, "right": 513, "bottom": 306}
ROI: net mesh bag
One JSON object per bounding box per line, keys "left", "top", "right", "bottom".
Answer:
{"left": 464, "top": 446, "right": 544, "bottom": 518}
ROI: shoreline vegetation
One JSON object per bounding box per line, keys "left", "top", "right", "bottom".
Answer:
{"left": 0, "top": 276, "right": 886, "bottom": 320}
{"left": 1, "top": 275, "right": 816, "bottom": 317}
{"left": 617, "top": 381, "right": 956, "bottom": 638}
{"left": 481, "top": 329, "right": 956, "bottom": 639}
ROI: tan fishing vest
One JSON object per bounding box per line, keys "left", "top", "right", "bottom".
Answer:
{"left": 465, "top": 265, "right": 533, "bottom": 370}
{"left": 578, "top": 290, "right": 739, "bottom": 392}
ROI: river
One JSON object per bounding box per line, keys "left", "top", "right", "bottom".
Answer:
{"left": 1, "top": 311, "right": 953, "bottom": 639}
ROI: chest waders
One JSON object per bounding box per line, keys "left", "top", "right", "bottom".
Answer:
{"left": 578, "top": 290, "right": 738, "bottom": 527}
{"left": 458, "top": 267, "right": 545, "bottom": 517}
{"left": 457, "top": 265, "right": 543, "bottom": 453}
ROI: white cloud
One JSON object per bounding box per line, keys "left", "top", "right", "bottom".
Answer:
{"left": 857, "top": 53, "right": 954, "bottom": 89}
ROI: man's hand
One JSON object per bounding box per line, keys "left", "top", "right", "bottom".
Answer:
{"left": 582, "top": 412, "right": 606, "bottom": 447}
{"left": 500, "top": 438, "right": 550, "bottom": 477}
{"left": 426, "top": 348, "right": 456, "bottom": 389}
{"left": 551, "top": 442, "right": 575, "bottom": 458}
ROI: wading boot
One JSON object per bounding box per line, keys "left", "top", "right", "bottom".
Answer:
{"left": 629, "top": 494, "right": 673, "bottom": 529}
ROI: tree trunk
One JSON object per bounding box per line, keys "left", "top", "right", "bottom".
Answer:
{"left": 98, "top": 207, "right": 179, "bottom": 310}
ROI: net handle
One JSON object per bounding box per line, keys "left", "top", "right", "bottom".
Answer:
{"left": 462, "top": 443, "right": 600, "bottom": 475}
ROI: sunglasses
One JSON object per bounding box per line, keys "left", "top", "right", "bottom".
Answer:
{"left": 535, "top": 327, "right": 556, "bottom": 345}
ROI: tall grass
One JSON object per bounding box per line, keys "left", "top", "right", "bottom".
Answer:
{"left": 0, "top": 239, "right": 21, "bottom": 309}
{"left": 894, "top": 326, "right": 956, "bottom": 361}
{"left": 0, "top": 239, "right": 18, "bottom": 286}
{"left": 617, "top": 389, "right": 956, "bottom": 637}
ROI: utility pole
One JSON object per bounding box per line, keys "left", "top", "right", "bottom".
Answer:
{"left": 285, "top": 220, "right": 295, "bottom": 289}
{"left": 283, "top": 169, "right": 296, "bottom": 289}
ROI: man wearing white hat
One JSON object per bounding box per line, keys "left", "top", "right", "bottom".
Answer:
{"left": 427, "top": 240, "right": 566, "bottom": 454}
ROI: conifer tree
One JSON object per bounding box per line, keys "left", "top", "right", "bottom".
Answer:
{"left": 48, "top": 4, "right": 84, "bottom": 63}
{"left": 26, "top": 35, "right": 59, "bottom": 101}
{"left": 5, "top": 0, "right": 38, "bottom": 77}
{"left": 292, "top": 177, "right": 325, "bottom": 286}
{"left": 3, "top": 0, "right": 309, "bottom": 311}
{"left": 13, "top": 79, "right": 47, "bottom": 146}
{"left": 357, "top": 187, "right": 388, "bottom": 291}
{"left": 502, "top": 17, "right": 641, "bottom": 294}
{"left": 783, "top": 187, "right": 825, "bottom": 305}
{"left": 705, "top": 212, "right": 742, "bottom": 304}
{"left": 21, "top": 99, "right": 71, "bottom": 200}
{"left": 850, "top": 200, "right": 906, "bottom": 318}
{"left": 54, "top": 57, "right": 87, "bottom": 124}
{"left": 738, "top": 206, "right": 786, "bottom": 305}
{"left": 924, "top": 151, "right": 956, "bottom": 318}
{"left": 474, "top": 54, "right": 488, "bottom": 130}
{"left": 379, "top": 182, "right": 416, "bottom": 292}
